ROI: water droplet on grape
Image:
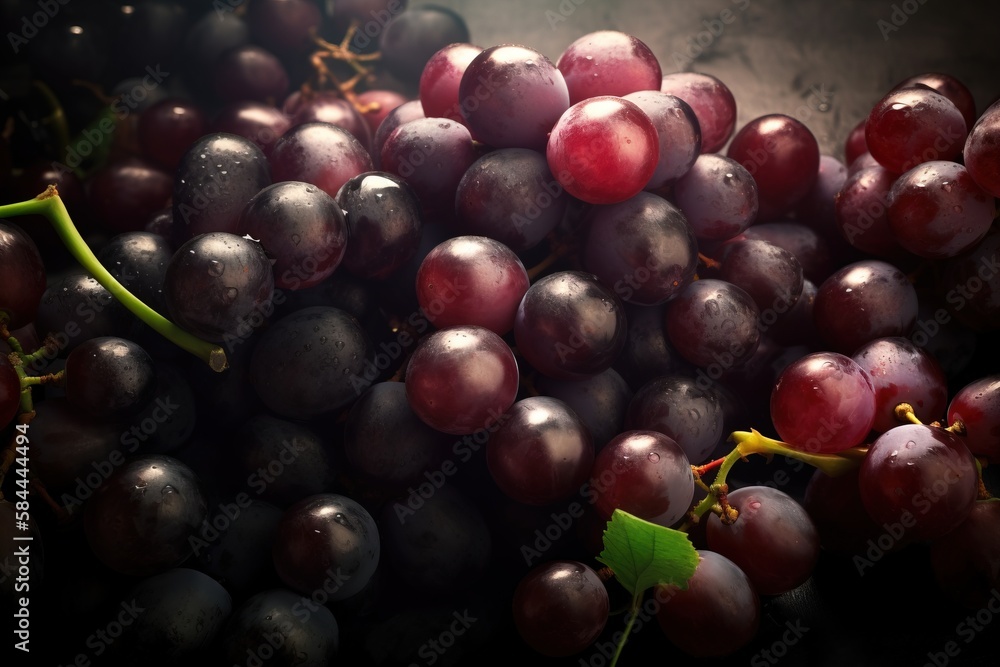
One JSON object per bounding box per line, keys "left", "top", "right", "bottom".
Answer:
{"left": 224, "top": 287, "right": 238, "bottom": 302}
{"left": 647, "top": 452, "right": 660, "bottom": 462}
{"left": 208, "top": 260, "right": 224, "bottom": 277}
{"left": 162, "top": 485, "right": 176, "bottom": 495}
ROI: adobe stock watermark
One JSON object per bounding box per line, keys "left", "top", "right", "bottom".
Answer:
{"left": 671, "top": 0, "right": 751, "bottom": 70}
{"left": 7, "top": 0, "right": 72, "bottom": 54}
{"left": 924, "top": 565, "right": 1000, "bottom": 667}
{"left": 578, "top": 586, "right": 680, "bottom": 667}
{"left": 878, "top": 0, "right": 932, "bottom": 40}
{"left": 407, "top": 609, "right": 478, "bottom": 667}
{"left": 546, "top": 0, "right": 588, "bottom": 30}
{"left": 55, "top": 599, "right": 145, "bottom": 667}
{"left": 907, "top": 251, "right": 1000, "bottom": 350}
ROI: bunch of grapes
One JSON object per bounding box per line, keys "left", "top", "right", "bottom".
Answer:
{"left": 1, "top": 0, "right": 999, "bottom": 665}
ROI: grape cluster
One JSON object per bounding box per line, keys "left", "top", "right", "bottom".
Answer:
{"left": 1, "top": 1, "right": 999, "bottom": 666}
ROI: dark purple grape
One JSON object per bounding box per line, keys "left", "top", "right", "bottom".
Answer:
{"left": 852, "top": 337, "right": 948, "bottom": 433}
{"left": 0, "top": 221, "right": 46, "bottom": 329}
{"left": 865, "top": 87, "right": 967, "bottom": 174}
{"left": 416, "top": 235, "right": 529, "bottom": 334}
{"left": 859, "top": 424, "right": 978, "bottom": 542}
{"left": 378, "top": 5, "right": 469, "bottom": 81}
{"left": 138, "top": 98, "right": 207, "bottom": 170}
{"left": 211, "top": 101, "right": 292, "bottom": 157}
{"left": 655, "top": 551, "right": 760, "bottom": 657}
{"left": 213, "top": 45, "right": 290, "bottom": 103}
{"left": 285, "top": 91, "right": 374, "bottom": 152}
{"left": 460, "top": 44, "right": 570, "bottom": 151}
{"left": 372, "top": 99, "right": 425, "bottom": 166}
{"left": 335, "top": 171, "right": 422, "bottom": 279}
{"left": 582, "top": 192, "right": 698, "bottom": 306}
{"left": 238, "top": 181, "right": 348, "bottom": 290}
{"left": 719, "top": 238, "right": 804, "bottom": 316}
{"left": 590, "top": 430, "right": 694, "bottom": 527}
{"left": 514, "top": 271, "right": 628, "bottom": 381}
{"left": 247, "top": 0, "right": 323, "bottom": 55}
{"left": 623, "top": 90, "right": 701, "bottom": 188}
{"left": 195, "top": 499, "right": 283, "bottom": 596}
{"left": 89, "top": 157, "right": 173, "bottom": 233}
{"left": 625, "top": 374, "right": 724, "bottom": 464}
{"left": 948, "top": 375, "right": 1000, "bottom": 463}
{"left": 813, "top": 260, "right": 918, "bottom": 354}
{"left": 84, "top": 455, "right": 207, "bottom": 576}
{"left": 557, "top": 30, "right": 661, "bottom": 104}
{"left": 743, "top": 221, "right": 836, "bottom": 285}
{"left": 380, "top": 484, "right": 490, "bottom": 592}
{"left": 419, "top": 42, "right": 482, "bottom": 123}
{"left": 930, "top": 500, "right": 1000, "bottom": 608}
{"left": 664, "top": 278, "right": 760, "bottom": 370}
{"left": 97, "top": 231, "right": 172, "bottom": 313}
{"left": 892, "top": 72, "right": 977, "bottom": 130}
{"left": 454, "top": 148, "right": 569, "bottom": 253}
{"left": 173, "top": 133, "right": 271, "bottom": 239}
{"left": 613, "top": 303, "right": 683, "bottom": 389}
{"left": 356, "top": 88, "right": 409, "bottom": 133}
{"left": 221, "top": 589, "right": 339, "bottom": 666}
{"left": 673, "top": 154, "right": 758, "bottom": 241}
{"left": 344, "top": 382, "right": 449, "bottom": 487}
{"left": 270, "top": 122, "right": 373, "bottom": 199}
{"left": 164, "top": 232, "right": 274, "bottom": 342}
{"left": 537, "top": 368, "right": 633, "bottom": 449}
{"left": 706, "top": 485, "right": 820, "bottom": 595}
{"left": 803, "top": 468, "right": 883, "bottom": 553}
{"left": 380, "top": 117, "right": 478, "bottom": 210}
{"left": 249, "top": 306, "right": 369, "bottom": 419}
{"left": 488, "top": 396, "right": 593, "bottom": 505}
{"left": 512, "top": 560, "right": 609, "bottom": 657}
{"left": 65, "top": 336, "right": 156, "bottom": 418}
{"left": 404, "top": 324, "right": 519, "bottom": 434}
{"left": 796, "top": 154, "right": 848, "bottom": 242}
{"left": 834, "top": 164, "right": 902, "bottom": 258}
{"left": 182, "top": 9, "right": 250, "bottom": 93}
{"left": 35, "top": 271, "right": 138, "bottom": 357}
{"left": 272, "top": 493, "right": 379, "bottom": 601}
{"left": 941, "top": 229, "right": 1000, "bottom": 330}
{"left": 659, "top": 72, "right": 737, "bottom": 154}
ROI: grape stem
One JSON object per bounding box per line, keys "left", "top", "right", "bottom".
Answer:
{"left": 609, "top": 591, "right": 642, "bottom": 667}
{"left": 0, "top": 187, "right": 228, "bottom": 372}
{"left": 679, "top": 429, "right": 863, "bottom": 531}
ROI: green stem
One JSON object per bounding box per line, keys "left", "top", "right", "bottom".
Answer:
{"left": 610, "top": 591, "right": 643, "bottom": 667}
{"left": 0, "top": 188, "right": 228, "bottom": 371}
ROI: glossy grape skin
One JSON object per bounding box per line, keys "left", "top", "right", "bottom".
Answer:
{"left": 537, "top": 368, "right": 632, "bottom": 449}
{"left": 250, "top": 306, "right": 369, "bottom": 419}
{"left": 335, "top": 171, "right": 422, "bottom": 280}
{"left": 270, "top": 122, "right": 373, "bottom": 199}
{"left": 673, "top": 154, "right": 758, "bottom": 241}
{"left": 770, "top": 352, "right": 876, "bottom": 454}
{"left": 963, "top": 99, "right": 1000, "bottom": 197}
{"left": 404, "top": 325, "right": 519, "bottom": 434}
{"left": 84, "top": 455, "right": 207, "bottom": 576}
{"left": 852, "top": 337, "right": 948, "bottom": 434}
{"left": 419, "top": 42, "right": 482, "bottom": 123}
{"left": 65, "top": 337, "right": 156, "bottom": 418}
{"left": 727, "top": 114, "right": 820, "bottom": 220}
{"left": 547, "top": 96, "right": 659, "bottom": 205}
{"left": 706, "top": 486, "right": 820, "bottom": 595}
{"left": 613, "top": 303, "right": 683, "bottom": 390}
{"left": 929, "top": 500, "right": 1000, "bottom": 608}
{"left": 834, "top": 165, "right": 901, "bottom": 257}
{"left": 557, "top": 30, "right": 661, "bottom": 104}
{"left": 285, "top": 91, "right": 374, "bottom": 153}
{"left": 803, "top": 468, "right": 883, "bottom": 553}
{"left": 211, "top": 101, "right": 292, "bottom": 157}
{"left": 89, "top": 157, "right": 174, "bottom": 233}
{"left": 742, "top": 222, "right": 836, "bottom": 285}
{"left": 454, "top": 148, "right": 569, "bottom": 252}
{"left": 844, "top": 117, "right": 868, "bottom": 166}
{"left": 512, "top": 561, "right": 609, "bottom": 657}
{"left": 213, "top": 45, "right": 290, "bottom": 103}
{"left": 797, "top": 154, "right": 849, "bottom": 239}
{"left": 173, "top": 133, "right": 271, "bottom": 239}
{"left": 36, "top": 271, "right": 138, "bottom": 355}
{"left": 344, "top": 382, "right": 449, "bottom": 487}
{"left": 380, "top": 484, "right": 491, "bottom": 593}
{"left": 164, "top": 232, "right": 274, "bottom": 342}
{"left": 136, "top": 98, "right": 207, "bottom": 171}
{"left": 865, "top": 87, "right": 967, "bottom": 174}
{"left": 221, "top": 589, "right": 338, "bottom": 667}
{"left": 237, "top": 181, "right": 347, "bottom": 290}
{"left": 720, "top": 238, "right": 804, "bottom": 315}
{"left": 859, "top": 424, "right": 978, "bottom": 542}
{"left": 488, "top": 396, "right": 594, "bottom": 505}
{"left": 416, "top": 235, "right": 529, "bottom": 334}
{"left": 112, "top": 568, "right": 232, "bottom": 664}
{"left": 659, "top": 72, "right": 737, "bottom": 154}
{"left": 947, "top": 375, "right": 1000, "bottom": 463}
{"left": 459, "top": 44, "right": 569, "bottom": 151}
{"left": 272, "top": 493, "right": 380, "bottom": 601}
{"left": 0, "top": 356, "right": 17, "bottom": 429}
{"left": 591, "top": 430, "right": 694, "bottom": 526}
{"left": 355, "top": 89, "right": 408, "bottom": 133}
{"left": 813, "top": 260, "right": 918, "bottom": 353}
{"left": 625, "top": 375, "right": 724, "bottom": 464}
{"left": 181, "top": 9, "right": 250, "bottom": 94}
{"left": 97, "top": 231, "right": 172, "bottom": 312}
{"left": 372, "top": 99, "right": 425, "bottom": 165}
{"left": 247, "top": 0, "right": 322, "bottom": 55}
{"left": 655, "top": 551, "right": 760, "bottom": 658}
{"left": 886, "top": 161, "right": 994, "bottom": 258}
{"left": 892, "top": 72, "right": 977, "bottom": 133}
{"left": 582, "top": 192, "right": 698, "bottom": 306}
{"left": 623, "top": 91, "right": 701, "bottom": 188}
{"left": 0, "top": 221, "right": 46, "bottom": 329}
{"left": 380, "top": 117, "right": 478, "bottom": 210}
{"left": 514, "top": 271, "right": 628, "bottom": 381}
{"left": 664, "top": 278, "right": 760, "bottom": 370}
{"left": 378, "top": 5, "right": 469, "bottom": 81}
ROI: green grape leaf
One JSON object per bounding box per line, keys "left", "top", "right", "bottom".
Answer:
{"left": 596, "top": 509, "right": 699, "bottom": 597}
